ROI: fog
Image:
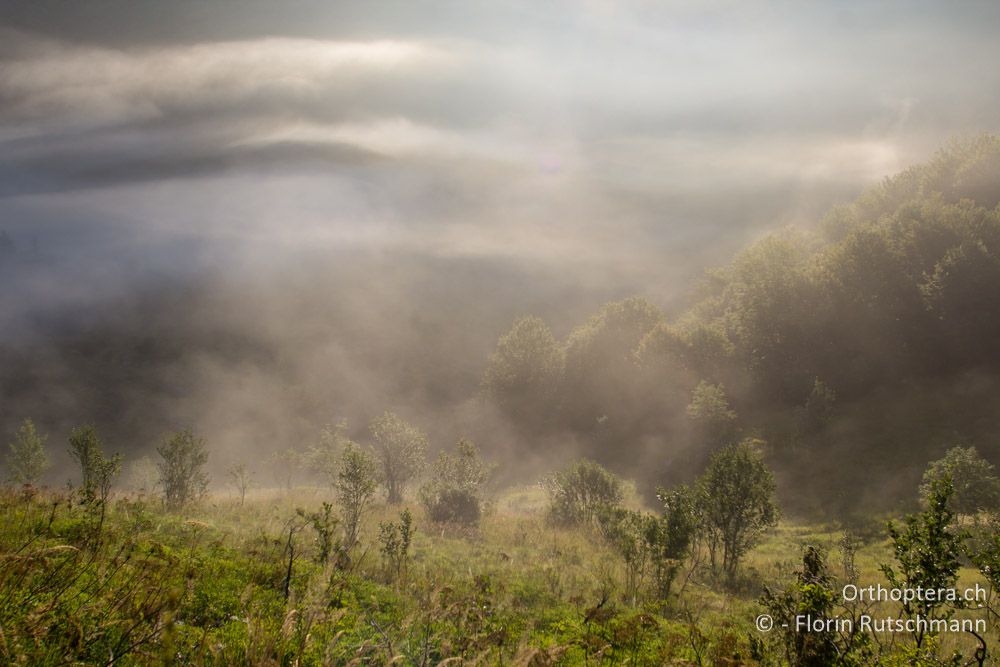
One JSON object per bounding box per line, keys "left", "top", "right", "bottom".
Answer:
{"left": 2, "top": 0, "right": 1000, "bottom": 488}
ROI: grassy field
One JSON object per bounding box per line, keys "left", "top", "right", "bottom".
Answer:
{"left": 0, "top": 483, "right": 996, "bottom": 665}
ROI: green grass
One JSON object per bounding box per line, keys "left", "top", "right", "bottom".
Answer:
{"left": 0, "top": 485, "right": 996, "bottom": 665}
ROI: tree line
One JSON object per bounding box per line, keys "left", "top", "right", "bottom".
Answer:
{"left": 483, "top": 135, "right": 1000, "bottom": 513}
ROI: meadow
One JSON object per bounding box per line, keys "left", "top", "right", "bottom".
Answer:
{"left": 1, "top": 476, "right": 996, "bottom": 666}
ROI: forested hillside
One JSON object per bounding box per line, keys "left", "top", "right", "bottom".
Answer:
{"left": 484, "top": 136, "right": 1000, "bottom": 514}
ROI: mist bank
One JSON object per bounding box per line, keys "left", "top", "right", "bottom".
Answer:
{"left": 0, "top": 243, "right": 645, "bottom": 483}
{"left": 3, "top": 136, "right": 1000, "bottom": 517}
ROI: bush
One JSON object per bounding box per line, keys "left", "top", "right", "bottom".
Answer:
{"left": 420, "top": 439, "right": 492, "bottom": 526}
{"left": 919, "top": 445, "right": 1000, "bottom": 515}
{"left": 595, "top": 485, "right": 698, "bottom": 604}
{"left": 425, "top": 486, "right": 481, "bottom": 525}
{"left": 883, "top": 477, "right": 967, "bottom": 650}
{"left": 336, "top": 442, "right": 379, "bottom": 548}
{"left": 68, "top": 425, "right": 121, "bottom": 506}
{"left": 545, "top": 459, "right": 623, "bottom": 527}
{"left": 696, "top": 439, "right": 778, "bottom": 576}
{"left": 378, "top": 508, "right": 414, "bottom": 581}
{"left": 369, "top": 412, "right": 428, "bottom": 504}
{"left": 156, "top": 429, "right": 209, "bottom": 511}
{"left": 4, "top": 418, "right": 49, "bottom": 486}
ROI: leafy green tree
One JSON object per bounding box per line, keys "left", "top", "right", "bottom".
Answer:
{"left": 919, "top": 446, "right": 1000, "bottom": 515}
{"left": 648, "top": 485, "right": 699, "bottom": 598}
{"left": 561, "top": 297, "right": 664, "bottom": 432}
{"left": 482, "top": 316, "right": 564, "bottom": 429}
{"left": 967, "top": 514, "right": 1000, "bottom": 634}
{"left": 156, "top": 429, "right": 209, "bottom": 511}
{"left": 336, "top": 441, "right": 379, "bottom": 548}
{"left": 685, "top": 381, "right": 737, "bottom": 445}
{"left": 420, "top": 438, "right": 493, "bottom": 525}
{"left": 68, "top": 425, "right": 122, "bottom": 505}
{"left": 5, "top": 418, "right": 49, "bottom": 485}
{"left": 697, "top": 439, "right": 779, "bottom": 576}
{"left": 882, "top": 477, "right": 966, "bottom": 651}
{"left": 369, "top": 412, "right": 427, "bottom": 504}
{"left": 545, "top": 459, "right": 623, "bottom": 527}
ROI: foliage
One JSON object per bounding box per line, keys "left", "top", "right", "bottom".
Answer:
{"left": 968, "top": 514, "right": 1000, "bottom": 632}
{"left": 336, "top": 441, "right": 379, "bottom": 549}
{"left": 4, "top": 418, "right": 49, "bottom": 485}
{"left": 759, "top": 546, "right": 872, "bottom": 666}
{"left": 482, "top": 316, "right": 564, "bottom": 429}
{"left": 0, "top": 477, "right": 996, "bottom": 665}
{"left": 648, "top": 485, "right": 699, "bottom": 598}
{"left": 301, "top": 501, "right": 340, "bottom": 566}
{"left": 0, "top": 491, "right": 181, "bottom": 664}
{"left": 686, "top": 381, "right": 738, "bottom": 445}
{"left": 596, "top": 507, "right": 649, "bottom": 605}
{"left": 882, "top": 476, "right": 967, "bottom": 650}
{"left": 800, "top": 377, "right": 836, "bottom": 433}
{"left": 369, "top": 412, "right": 428, "bottom": 504}
{"left": 561, "top": 297, "right": 664, "bottom": 433}
{"left": 420, "top": 438, "right": 493, "bottom": 525}
{"left": 156, "top": 428, "right": 209, "bottom": 511}
{"left": 227, "top": 462, "right": 253, "bottom": 506}
{"left": 596, "top": 486, "right": 698, "bottom": 606}
{"left": 68, "top": 425, "right": 122, "bottom": 507}
{"left": 545, "top": 459, "right": 624, "bottom": 527}
{"left": 478, "top": 136, "right": 1000, "bottom": 515}
{"left": 378, "top": 508, "right": 413, "bottom": 582}
{"left": 696, "top": 439, "right": 778, "bottom": 576}
{"left": 919, "top": 445, "right": 1000, "bottom": 515}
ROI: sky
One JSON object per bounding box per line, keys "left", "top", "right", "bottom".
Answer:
{"left": 3, "top": 0, "right": 999, "bottom": 282}
{"left": 2, "top": 1, "right": 1000, "bottom": 467}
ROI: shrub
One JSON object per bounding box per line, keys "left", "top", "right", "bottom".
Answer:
{"left": 596, "top": 485, "right": 698, "bottom": 604}
{"left": 696, "top": 439, "right": 778, "bottom": 576}
{"left": 300, "top": 501, "right": 340, "bottom": 566}
{"left": 378, "top": 508, "right": 414, "bottom": 581}
{"left": 369, "top": 412, "right": 428, "bottom": 504}
{"left": 759, "top": 547, "right": 869, "bottom": 666}
{"left": 648, "top": 485, "right": 699, "bottom": 598}
{"left": 420, "top": 438, "right": 492, "bottom": 526}
{"left": 919, "top": 445, "right": 1000, "bottom": 515}
{"left": 336, "top": 442, "right": 379, "bottom": 549}
{"left": 4, "top": 418, "right": 49, "bottom": 485}
{"left": 545, "top": 459, "right": 623, "bottom": 527}
{"left": 68, "top": 425, "right": 121, "bottom": 506}
{"left": 156, "top": 429, "right": 209, "bottom": 511}
{"left": 227, "top": 463, "right": 253, "bottom": 505}
{"left": 425, "top": 486, "right": 481, "bottom": 525}
{"left": 882, "top": 477, "right": 967, "bottom": 650}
